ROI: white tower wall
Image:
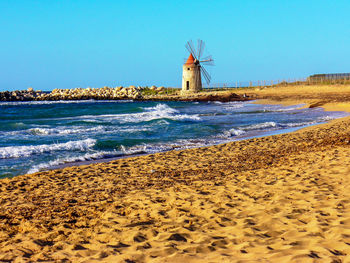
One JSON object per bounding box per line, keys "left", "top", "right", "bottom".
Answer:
{"left": 181, "top": 64, "right": 202, "bottom": 95}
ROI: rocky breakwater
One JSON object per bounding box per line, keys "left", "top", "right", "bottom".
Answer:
{"left": 0, "top": 86, "right": 250, "bottom": 102}
{"left": 0, "top": 86, "right": 154, "bottom": 101}
{"left": 49, "top": 86, "right": 145, "bottom": 100}
{"left": 0, "top": 87, "right": 47, "bottom": 101}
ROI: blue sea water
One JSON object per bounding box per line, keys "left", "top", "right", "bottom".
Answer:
{"left": 0, "top": 100, "right": 348, "bottom": 178}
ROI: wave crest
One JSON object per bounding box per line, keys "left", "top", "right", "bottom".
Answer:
{"left": 0, "top": 138, "right": 96, "bottom": 159}
{"left": 26, "top": 150, "right": 118, "bottom": 174}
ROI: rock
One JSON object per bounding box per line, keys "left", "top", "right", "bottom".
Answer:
{"left": 27, "top": 87, "right": 33, "bottom": 92}
{"left": 182, "top": 93, "right": 249, "bottom": 102}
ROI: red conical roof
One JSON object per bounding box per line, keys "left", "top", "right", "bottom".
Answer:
{"left": 185, "top": 53, "right": 195, "bottom": 65}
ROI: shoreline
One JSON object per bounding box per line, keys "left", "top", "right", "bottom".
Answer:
{"left": 47, "top": 121, "right": 319, "bottom": 174}
{"left": 3, "top": 86, "right": 350, "bottom": 262}
{"left": 27, "top": 98, "right": 350, "bottom": 175}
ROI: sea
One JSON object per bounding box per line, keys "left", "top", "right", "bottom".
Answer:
{"left": 0, "top": 100, "right": 348, "bottom": 178}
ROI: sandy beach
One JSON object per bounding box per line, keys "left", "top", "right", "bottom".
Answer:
{"left": 2, "top": 85, "right": 350, "bottom": 262}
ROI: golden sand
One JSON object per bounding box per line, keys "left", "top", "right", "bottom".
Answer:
{"left": 2, "top": 85, "right": 350, "bottom": 262}
{"left": 235, "top": 84, "right": 350, "bottom": 112}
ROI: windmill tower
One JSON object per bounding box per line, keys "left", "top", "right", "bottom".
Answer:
{"left": 181, "top": 39, "right": 214, "bottom": 94}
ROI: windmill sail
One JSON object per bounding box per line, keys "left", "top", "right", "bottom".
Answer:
{"left": 185, "top": 39, "right": 214, "bottom": 84}
{"left": 197, "top": 39, "right": 205, "bottom": 60}
{"left": 201, "top": 66, "right": 211, "bottom": 85}
{"left": 185, "top": 40, "right": 197, "bottom": 60}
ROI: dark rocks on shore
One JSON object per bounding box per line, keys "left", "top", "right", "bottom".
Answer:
{"left": 181, "top": 92, "right": 250, "bottom": 102}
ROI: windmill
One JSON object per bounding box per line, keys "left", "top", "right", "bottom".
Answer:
{"left": 181, "top": 39, "right": 214, "bottom": 94}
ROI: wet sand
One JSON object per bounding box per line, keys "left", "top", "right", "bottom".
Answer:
{"left": 2, "top": 85, "right": 350, "bottom": 262}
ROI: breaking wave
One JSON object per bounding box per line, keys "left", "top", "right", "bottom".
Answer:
{"left": 26, "top": 150, "right": 120, "bottom": 174}
{"left": 0, "top": 138, "right": 96, "bottom": 159}
{"left": 221, "top": 128, "right": 246, "bottom": 137}
{"left": 57, "top": 104, "right": 201, "bottom": 123}
{"left": 243, "top": 121, "right": 278, "bottom": 130}
{"left": 3, "top": 125, "right": 153, "bottom": 137}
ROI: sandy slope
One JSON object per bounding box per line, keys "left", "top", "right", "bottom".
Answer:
{"left": 2, "top": 86, "right": 350, "bottom": 262}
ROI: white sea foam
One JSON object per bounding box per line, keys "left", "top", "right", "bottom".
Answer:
{"left": 26, "top": 150, "right": 119, "bottom": 174}
{"left": 318, "top": 115, "right": 336, "bottom": 121}
{"left": 243, "top": 121, "right": 277, "bottom": 130}
{"left": 120, "top": 138, "right": 211, "bottom": 156}
{"left": 27, "top": 138, "right": 206, "bottom": 174}
{"left": 120, "top": 142, "right": 179, "bottom": 156}
{"left": 0, "top": 138, "right": 96, "bottom": 159}
{"left": 255, "top": 104, "right": 305, "bottom": 113}
{"left": 58, "top": 104, "right": 200, "bottom": 123}
{"left": 282, "top": 121, "right": 315, "bottom": 128}
{"left": 223, "top": 128, "right": 246, "bottom": 137}
{"left": 223, "top": 103, "right": 245, "bottom": 110}
{"left": 27, "top": 126, "right": 107, "bottom": 135}
{"left": 242, "top": 120, "right": 313, "bottom": 130}
{"left": 123, "top": 104, "right": 201, "bottom": 122}
{"left": 3, "top": 125, "right": 152, "bottom": 137}
{"left": 274, "top": 105, "right": 305, "bottom": 112}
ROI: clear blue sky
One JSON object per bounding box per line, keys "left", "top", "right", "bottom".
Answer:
{"left": 1, "top": 0, "right": 350, "bottom": 91}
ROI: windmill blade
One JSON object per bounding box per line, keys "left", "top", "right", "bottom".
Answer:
{"left": 200, "top": 55, "right": 214, "bottom": 66}
{"left": 189, "top": 40, "right": 197, "bottom": 57}
{"left": 201, "top": 60, "right": 215, "bottom": 66}
{"left": 201, "top": 66, "right": 211, "bottom": 85}
{"left": 185, "top": 40, "right": 197, "bottom": 59}
{"left": 197, "top": 39, "right": 205, "bottom": 60}
{"left": 201, "top": 55, "right": 213, "bottom": 62}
